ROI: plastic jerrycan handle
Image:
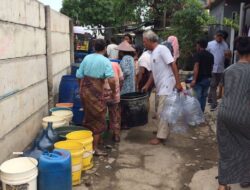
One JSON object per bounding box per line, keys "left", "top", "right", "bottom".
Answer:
{"left": 43, "top": 151, "right": 62, "bottom": 160}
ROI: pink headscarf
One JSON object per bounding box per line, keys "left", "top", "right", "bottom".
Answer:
{"left": 167, "top": 36, "right": 180, "bottom": 61}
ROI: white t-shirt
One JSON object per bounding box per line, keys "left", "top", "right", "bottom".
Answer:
{"left": 149, "top": 44, "right": 175, "bottom": 95}
{"left": 138, "top": 50, "right": 151, "bottom": 71}
{"left": 107, "top": 44, "right": 119, "bottom": 59}
{"left": 207, "top": 40, "right": 229, "bottom": 73}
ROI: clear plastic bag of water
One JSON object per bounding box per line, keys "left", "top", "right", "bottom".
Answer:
{"left": 161, "top": 91, "right": 182, "bottom": 124}
{"left": 182, "top": 93, "right": 204, "bottom": 126}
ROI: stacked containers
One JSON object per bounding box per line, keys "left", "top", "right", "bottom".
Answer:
{"left": 55, "top": 103, "right": 73, "bottom": 108}
{"left": 0, "top": 157, "right": 38, "bottom": 190}
{"left": 66, "top": 131, "right": 94, "bottom": 171}
{"left": 54, "top": 141, "right": 84, "bottom": 185}
{"left": 42, "top": 116, "right": 67, "bottom": 129}
{"left": 51, "top": 110, "right": 73, "bottom": 124}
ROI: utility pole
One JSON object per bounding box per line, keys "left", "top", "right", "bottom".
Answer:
{"left": 239, "top": 2, "right": 245, "bottom": 36}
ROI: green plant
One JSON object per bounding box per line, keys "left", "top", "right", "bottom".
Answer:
{"left": 159, "top": 0, "right": 214, "bottom": 70}
{"left": 61, "top": 0, "right": 141, "bottom": 27}
{"left": 223, "top": 18, "right": 239, "bottom": 30}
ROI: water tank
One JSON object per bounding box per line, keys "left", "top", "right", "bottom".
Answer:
{"left": 38, "top": 149, "right": 72, "bottom": 190}
{"left": 59, "top": 75, "right": 79, "bottom": 103}
{"left": 72, "top": 92, "right": 84, "bottom": 125}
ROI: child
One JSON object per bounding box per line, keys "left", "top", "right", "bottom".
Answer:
{"left": 104, "top": 61, "right": 124, "bottom": 142}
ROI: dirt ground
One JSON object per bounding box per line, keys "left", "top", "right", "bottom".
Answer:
{"left": 73, "top": 93, "right": 224, "bottom": 190}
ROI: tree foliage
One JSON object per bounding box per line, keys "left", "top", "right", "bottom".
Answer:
{"left": 160, "top": 0, "right": 213, "bottom": 70}
{"left": 61, "top": 0, "right": 141, "bottom": 27}
{"left": 61, "top": 0, "right": 190, "bottom": 28}
{"left": 143, "top": 0, "right": 186, "bottom": 27}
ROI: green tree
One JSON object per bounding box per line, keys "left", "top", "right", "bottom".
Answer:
{"left": 144, "top": 0, "right": 186, "bottom": 28}
{"left": 61, "top": 0, "right": 141, "bottom": 27}
{"left": 161, "top": 0, "right": 213, "bottom": 70}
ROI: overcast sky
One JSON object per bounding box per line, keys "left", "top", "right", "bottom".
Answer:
{"left": 38, "top": 0, "right": 63, "bottom": 11}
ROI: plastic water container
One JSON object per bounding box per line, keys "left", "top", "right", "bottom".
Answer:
{"left": 59, "top": 75, "right": 79, "bottom": 103}
{"left": 56, "top": 103, "right": 73, "bottom": 109}
{"left": 51, "top": 110, "right": 73, "bottom": 123}
{"left": 38, "top": 149, "right": 72, "bottom": 190}
{"left": 0, "top": 157, "right": 38, "bottom": 190}
{"left": 72, "top": 92, "right": 84, "bottom": 125}
{"left": 54, "top": 126, "right": 86, "bottom": 141}
{"left": 66, "top": 130, "right": 94, "bottom": 171}
{"left": 42, "top": 116, "right": 67, "bottom": 129}
{"left": 49, "top": 107, "right": 72, "bottom": 115}
{"left": 120, "top": 92, "right": 149, "bottom": 128}
{"left": 54, "top": 141, "right": 84, "bottom": 186}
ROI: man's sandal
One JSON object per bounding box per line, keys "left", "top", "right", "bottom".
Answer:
{"left": 218, "top": 185, "right": 231, "bottom": 190}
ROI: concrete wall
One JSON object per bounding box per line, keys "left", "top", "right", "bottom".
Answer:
{"left": 50, "top": 9, "right": 71, "bottom": 102}
{"left": 210, "top": 0, "right": 225, "bottom": 24}
{"left": 0, "top": 0, "right": 71, "bottom": 163}
{"left": 246, "top": 8, "right": 250, "bottom": 27}
{"left": 224, "top": 3, "right": 240, "bottom": 19}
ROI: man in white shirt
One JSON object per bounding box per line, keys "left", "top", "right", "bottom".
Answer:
{"left": 142, "top": 30, "right": 182, "bottom": 145}
{"left": 207, "top": 30, "right": 230, "bottom": 111}
{"left": 107, "top": 37, "right": 119, "bottom": 59}
{"left": 137, "top": 50, "right": 151, "bottom": 90}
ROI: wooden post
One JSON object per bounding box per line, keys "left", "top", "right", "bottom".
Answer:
{"left": 45, "top": 6, "right": 54, "bottom": 109}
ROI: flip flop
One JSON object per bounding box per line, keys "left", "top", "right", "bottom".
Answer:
{"left": 94, "top": 149, "right": 108, "bottom": 157}
{"left": 218, "top": 185, "right": 231, "bottom": 190}
{"left": 240, "top": 182, "right": 250, "bottom": 188}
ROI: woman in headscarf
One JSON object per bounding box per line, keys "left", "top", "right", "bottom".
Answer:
{"left": 167, "top": 36, "right": 180, "bottom": 63}
{"left": 116, "top": 41, "right": 136, "bottom": 95}
{"left": 76, "top": 39, "right": 116, "bottom": 156}
{"left": 217, "top": 37, "right": 250, "bottom": 190}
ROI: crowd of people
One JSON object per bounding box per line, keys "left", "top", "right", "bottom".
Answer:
{"left": 76, "top": 30, "right": 250, "bottom": 189}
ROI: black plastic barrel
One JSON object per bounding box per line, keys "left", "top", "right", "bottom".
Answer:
{"left": 54, "top": 126, "right": 86, "bottom": 141}
{"left": 59, "top": 75, "right": 79, "bottom": 103}
{"left": 121, "top": 92, "right": 149, "bottom": 128}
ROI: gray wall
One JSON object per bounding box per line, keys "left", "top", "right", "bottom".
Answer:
{"left": 245, "top": 6, "right": 250, "bottom": 27}
{"left": 50, "top": 9, "right": 71, "bottom": 102}
{"left": 224, "top": 2, "right": 240, "bottom": 19}
{"left": 210, "top": 0, "right": 225, "bottom": 24}
{"left": 0, "top": 0, "right": 72, "bottom": 163}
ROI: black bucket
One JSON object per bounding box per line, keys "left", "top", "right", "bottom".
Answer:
{"left": 121, "top": 92, "right": 149, "bottom": 128}
{"left": 54, "top": 126, "right": 87, "bottom": 141}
